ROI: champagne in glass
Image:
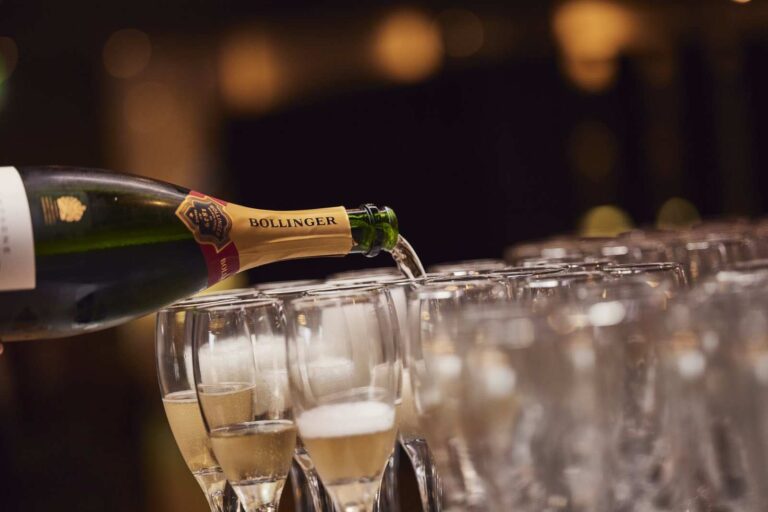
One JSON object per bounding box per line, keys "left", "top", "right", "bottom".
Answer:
{"left": 162, "top": 390, "right": 220, "bottom": 474}
{"left": 300, "top": 401, "right": 397, "bottom": 510}
{"left": 287, "top": 287, "right": 400, "bottom": 512}
{"left": 157, "top": 295, "right": 258, "bottom": 512}
{"left": 192, "top": 298, "right": 296, "bottom": 512}
{"left": 210, "top": 420, "right": 297, "bottom": 508}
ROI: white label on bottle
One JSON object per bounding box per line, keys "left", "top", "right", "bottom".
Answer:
{"left": 0, "top": 167, "right": 36, "bottom": 291}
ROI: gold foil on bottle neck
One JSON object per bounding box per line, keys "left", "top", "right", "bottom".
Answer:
{"left": 227, "top": 203, "right": 354, "bottom": 270}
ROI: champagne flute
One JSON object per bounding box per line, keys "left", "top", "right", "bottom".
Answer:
{"left": 155, "top": 290, "right": 258, "bottom": 512}
{"left": 317, "top": 278, "right": 410, "bottom": 512}
{"left": 286, "top": 286, "right": 399, "bottom": 512}
{"left": 408, "top": 277, "right": 507, "bottom": 511}
{"left": 191, "top": 298, "right": 297, "bottom": 512}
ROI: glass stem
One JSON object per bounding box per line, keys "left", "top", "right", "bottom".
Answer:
{"left": 402, "top": 438, "right": 442, "bottom": 512}
{"left": 374, "top": 449, "right": 401, "bottom": 512}
{"left": 221, "top": 483, "right": 243, "bottom": 512}
{"left": 194, "top": 470, "right": 230, "bottom": 512}
{"left": 208, "top": 490, "right": 225, "bottom": 512}
{"left": 294, "top": 449, "right": 334, "bottom": 511}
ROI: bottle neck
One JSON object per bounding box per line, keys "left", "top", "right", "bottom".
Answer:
{"left": 347, "top": 204, "right": 399, "bottom": 257}
{"left": 175, "top": 192, "right": 399, "bottom": 285}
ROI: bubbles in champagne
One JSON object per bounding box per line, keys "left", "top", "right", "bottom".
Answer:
{"left": 298, "top": 401, "right": 397, "bottom": 485}
{"left": 297, "top": 401, "right": 395, "bottom": 438}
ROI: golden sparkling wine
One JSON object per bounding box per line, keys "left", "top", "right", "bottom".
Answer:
{"left": 298, "top": 401, "right": 397, "bottom": 484}
{"left": 197, "top": 382, "right": 255, "bottom": 429}
{"left": 162, "top": 390, "right": 219, "bottom": 473}
{"left": 209, "top": 420, "right": 297, "bottom": 485}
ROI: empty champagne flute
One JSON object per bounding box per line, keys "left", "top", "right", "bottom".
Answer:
{"left": 408, "top": 277, "right": 508, "bottom": 511}
{"left": 457, "top": 304, "right": 580, "bottom": 512}
{"left": 190, "top": 298, "right": 297, "bottom": 512}
{"left": 286, "top": 286, "right": 400, "bottom": 512}
{"left": 384, "top": 279, "right": 442, "bottom": 512}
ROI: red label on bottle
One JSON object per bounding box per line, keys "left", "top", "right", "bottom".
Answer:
{"left": 198, "top": 239, "right": 241, "bottom": 286}
{"left": 176, "top": 191, "right": 241, "bottom": 285}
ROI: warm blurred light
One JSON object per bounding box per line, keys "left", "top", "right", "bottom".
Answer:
{"left": 0, "top": 37, "right": 18, "bottom": 83}
{"left": 579, "top": 205, "right": 633, "bottom": 237}
{"left": 373, "top": 9, "right": 443, "bottom": 82}
{"left": 732, "top": 0, "right": 751, "bottom": 4}
{"left": 656, "top": 197, "right": 701, "bottom": 229}
{"left": 124, "top": 81, "right": 176, "bottom": 133}
{"left": 438, "top": 8, "right": 484, "bottom": 58}
{"left": 553, "top": 0, "right": 637, "bottom": 92}
{"left": 553, "top": 0, "right": 635, "bottom": 60}
{"left": 568, "top": 120, "right": 617, "bottom": 180}
{"left": 103, "top": 29, "right": 152, "bottom": 79}
{"left": 219, "top": 32, "right": 281, "bottom": 112}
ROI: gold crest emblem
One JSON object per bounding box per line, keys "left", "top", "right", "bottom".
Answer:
{"left": 56, "top": 196, "right": 87, "bottom": 222}
{"left": 175, "top": 194, "right": 233, "bottom": 252}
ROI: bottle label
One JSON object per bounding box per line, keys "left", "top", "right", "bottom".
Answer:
{"left": 0, "top": 167, "right": 36, "bottom": 291}
{"left": 176, "top": 192, "right": 353, "bottom": 285}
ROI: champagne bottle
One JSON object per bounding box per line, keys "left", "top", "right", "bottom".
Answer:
{"left": 0, "top": 166, "right": 399, "bottom": 340}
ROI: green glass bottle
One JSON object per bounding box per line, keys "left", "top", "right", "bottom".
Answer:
{"left": 0, "top": 166, "right": 399, "bottom": 340}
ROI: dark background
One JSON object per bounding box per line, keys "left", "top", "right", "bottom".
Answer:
{"left": 1, "top": 0, "right": 766, "bottom": 510}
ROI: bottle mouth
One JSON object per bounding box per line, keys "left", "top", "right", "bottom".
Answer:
{"left": 360, "top": 203, "right": 399, "bottom": 257}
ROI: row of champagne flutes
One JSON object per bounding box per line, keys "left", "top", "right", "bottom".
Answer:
{"left": 156, "top": 277, "right": 406, "bottom": 512}
{"left": 156, "top": 217, "right": 768, "bottom": 512}
{"left": 419, "top": 219, "right": 768, "bottom": 511}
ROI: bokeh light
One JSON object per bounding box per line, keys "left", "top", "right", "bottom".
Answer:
{"left": 219, "top": 32, "right": 281, "bottom": 112}
{"left": 656, "top": 197, "right": 701, "bottom": 229}
{"left": 579, "top": 204, "right": 634, "bottom": 236}
{"left": 438, "top": 8, "right": 484, "bottom": 58}
{"left": 103, "top": 29, "right": 152, "bottom": 79}
{"left": 373, "top": 9, "right": 443, "bottom": 82}
{"left": 553, "top": 0, "right": 637, "bottom": 92}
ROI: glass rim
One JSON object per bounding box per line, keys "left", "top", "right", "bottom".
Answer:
{"left": 254, "top": 278, "right": 323, "bottom": 291}
{"left": 494, "top": 265, "right": 569, "bottom": 275}
{"left": 160, "top": 288, "right": 260, "bottom": 312}
{"left": 603, "top": 262, "right": 683, "bottom": 274}
{"left": 261, "top": 282, "right": 334, "bottom": 297}
{"left": 410, "top": 277, "right": 506, "bottom": 299}
{"left": 428, "top": 258, "right": 507, "bottom": 271}
{"left": 325, "top": 273, "right": 416, "bottom": 286}
{"left": 288, "top": 286, "right": 386, "bottom": 308}
{"left": 306, "top": 283, "right": 388, "bottom": 295}
{"left": 424, "top": 274, "right": 505, "bottom": 285}
{"left": 187, "top": 295, "right": 282, "bottom": 314}
{"left": 522, "top": 270, "right": 605, "bottom": 289}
